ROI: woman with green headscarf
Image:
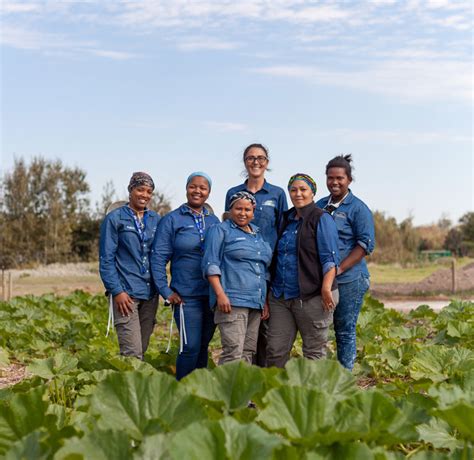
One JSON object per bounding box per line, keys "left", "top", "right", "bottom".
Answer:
{"left": 266, "top": 173, "right": 341, "bottom": 368}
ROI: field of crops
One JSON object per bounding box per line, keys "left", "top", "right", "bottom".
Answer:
{"left": 0, "top": 293, "right": 473, "bottom": 459}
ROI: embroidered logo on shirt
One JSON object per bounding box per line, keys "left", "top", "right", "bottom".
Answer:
{"left": 334, "top": 211, "right": 347, "bottom": 219}
{"left": 235, "top": 237, "right": 246, "bottom": 241}
{"left": 126, "top": 225, "right": 135, "bottom": 230}
{"left": 262, "top": 200, "right": 276, "bottom": 207}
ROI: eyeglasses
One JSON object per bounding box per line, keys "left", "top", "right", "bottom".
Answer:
{"left": 244, "top": 156, "right": 268, "bottom": 164}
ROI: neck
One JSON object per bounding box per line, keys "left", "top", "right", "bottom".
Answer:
{"left": 186, "top": 203, "right": 203, "bottom": 213}
{"left": 330, "top": 191, "right": 348, "bottom": 205}
{"left": 246, "top": 176, "right": 264, "bottom": 193}
{"left": 129, "top": 205, "right": 145, "bottom": 216}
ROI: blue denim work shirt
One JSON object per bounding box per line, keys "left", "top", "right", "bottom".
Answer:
{"left": 99, "top": 205, "right": 161, "bottom": 299}
{"left": 317, "top": 190, "right": 375, "bottom": 284}
{"left": 202, "top": 219, "right": 273, "bottom": 309}
{"left": 225, "top": 180, "right": 288, "bottom": 251}
{"left": 150, "top": 204, "right": 220, "bottom": 300}
{"left": 272, "top": 210, "right": 340, "bottom": 300}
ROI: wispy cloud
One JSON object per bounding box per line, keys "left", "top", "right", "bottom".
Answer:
{"left": 0, "top": 24, "right": 137, "bottom": 59}
{"left": 176, "top": 37, "right": 241, "bottom": 51}
{"left": 253, "top": 60, "right": 472, "bottom": 104}
{"left": 204, "top": 121, "right": 248, "bottom": 133}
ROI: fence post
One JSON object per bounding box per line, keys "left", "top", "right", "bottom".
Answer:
{"left": 1, "top": 268, "right": 4, "bottom": 301}
{"left": 451, "top": 259, "right": 457, "bottom": 294}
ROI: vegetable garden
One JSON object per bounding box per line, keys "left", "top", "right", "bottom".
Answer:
{"left": 0, "top": 293, "right": 473, "bottom": 459}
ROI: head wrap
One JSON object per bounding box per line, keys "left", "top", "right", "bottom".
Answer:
{"left": 229, "top": 191, "right": 257, "bottom": 209}
{"left": 186, "top": 171, "right": 212, "bottom": 190}
{"left": 128, "top": 172, "right": 155, "bottom": 192}
{"left": 287, "top": 173, "right": 317, "bottom": 195}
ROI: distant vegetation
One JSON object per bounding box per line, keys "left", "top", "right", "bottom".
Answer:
{"left": 1, "top": 156, "right": 472, "bottom": 268}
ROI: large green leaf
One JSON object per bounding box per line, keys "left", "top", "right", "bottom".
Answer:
{"left": 416, "top": 418, "right": 463, "bottom": 449}
{"left": 27, "top": 352, "right": 78, "bottom": 380}
{"left": 88, "top": 370, "right": 208, "bottom": 439}
{"left": 182, "top": 360, "right": 266, "bottom": 411}
{"left": 409, "top": 346, "right": 474, "bottom": 382}
{"left": 433, "top": 402, "right": 474, "bottom": 441}
{"left": 281, "top": 358, "right": 357, "bottom": 399}
{"left": 0, "top": 386, "right": 51, "bottom": 455}
{"left": 54, "top": 429, "right": 132, "bottom": 460}
{"left": 4, "top": 431, "right": 48, "bottom": 460}
{"left": 134, "top": 433, "right": 170, "bottom": 460}
{"left": 169, "top": 418, "right": 284, "bottom": 460}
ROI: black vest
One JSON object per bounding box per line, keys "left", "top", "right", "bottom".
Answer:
{"left": 271, "top": 202, "right": 337, "bottom": 300}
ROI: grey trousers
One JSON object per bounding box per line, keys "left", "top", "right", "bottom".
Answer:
{"left": 266, "top": 290, "right": 339, "bottom": 368}
{"left": 215, "top": 307, "right": 261, "bottom": 365}
{"left": 113, "top": 296, "right": 159, "bottom": 360}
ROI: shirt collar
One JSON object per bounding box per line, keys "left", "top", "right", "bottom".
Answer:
{"left": 228, "top": 219, "right": 259, "bottom": 233}
{"left": 179, "top": 203, "right": 210, "bottom": 216}
{"left": 328, "top": 189, "right": 353, "bottom": 206}
{"left": 243, "top": 179, "right": 270, "bottom": 193}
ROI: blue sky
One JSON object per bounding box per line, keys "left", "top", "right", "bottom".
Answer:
{"left": 1, "top": 0, "right": 472, "bottom": 225}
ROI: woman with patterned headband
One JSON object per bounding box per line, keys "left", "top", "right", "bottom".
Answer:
{"left": 225, "top": 143, "right": 288, "bottom": 367}
{"left": 266, "top": 173, "right": 341, "bottom": 368}
{"left": 203, "top": 191, "right": 273, "bottom": 364}
{"left": 151, "top": 172, "right": 220, "bottom": 380}
{"left": 99, "top": 172, "right": 161, "bottom": 360}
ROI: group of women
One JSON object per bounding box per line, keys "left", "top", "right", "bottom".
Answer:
{"left": 99, "top": 145, "right": 375, "bottom": 379}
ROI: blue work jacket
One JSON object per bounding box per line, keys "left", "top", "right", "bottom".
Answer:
{"left": 202, "top": 219, "right": 273, "bottom": 309}
{"left": 99, "top": 205, "right": 161, "bottom": 299}
{"left": 317, "top": 190, "right": 375, "bottom": 284}
{"left": 272, "top": 211, "right": 340, "bottom": 300}
{"left": 225, "top": 180, "right": 288, "bottom": 251}
{"left": 151, "top": 204, "right": 220, "bottom": 300}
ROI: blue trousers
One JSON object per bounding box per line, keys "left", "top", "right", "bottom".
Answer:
{"left": 333, "top": 274, "right": 370, "bottom": 370}
{"left": 173, "top": 296, "right": 215, "bottom": 380}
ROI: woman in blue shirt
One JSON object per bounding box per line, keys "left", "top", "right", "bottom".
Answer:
{"left": 266, "top": 174, "right": 340, "bottom": 368}
{"left": 151, "top": 172, "right": 220, "bottom": 380}
{"left": 99, "top": 172, "right": 161, "bottom": 360}
{"left": 225, "top": 144, "right": 288, "bottom": 366}
{"left": 203, "top": 191, "right": 273, "bottom": 365}
{"left": 316, "top": 155, "right": 375, "bottom": 370}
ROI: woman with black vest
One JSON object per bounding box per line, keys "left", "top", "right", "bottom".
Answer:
{"left": 266, "top": 173, "right": 340, "bottom": 368}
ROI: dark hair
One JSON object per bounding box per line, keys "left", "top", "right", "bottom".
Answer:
{"left": 241, "top": 143, "right": 271, "bottom": 177}
{"left": 242, "top": 143, "right": 269, "bottom": 161}
{"left": 325, "top": 154, "right": 353, "bottom": 181}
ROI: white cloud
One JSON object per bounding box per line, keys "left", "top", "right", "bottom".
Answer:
{"left": 176, "top": 37, "right": 241, "bottom": 51}
{"left": 90, "top": 49, "right": 137, "bottom": 60}
{"left": 253, "top": 60, "right": 472, "bottom": 104}
{"left": 204, "top": 121, "right": 248, "bottom": 132}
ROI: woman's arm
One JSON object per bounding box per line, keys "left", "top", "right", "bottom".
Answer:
{"left": 208, "top": 275, "right": 231, "bottom": 313}
{"left": 337, "top": 245, "right": 366, "bottom": 276}
{"left": 321, "top": 267, "right": 336, "bottom": 311}
{"left": 150, "top": 215, "right": 182, "bottom": 305}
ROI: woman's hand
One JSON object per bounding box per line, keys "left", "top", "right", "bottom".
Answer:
{"left": 114, "top": 292, "right": 135, "bottom": 316}
{"left": 216, "top": 292, "right": 232, "bottom": 313}
{"left": 261, "top": 301, "right": 270, "bottom": 320}
{"left": 167, "top": 292, "right": 183, "bottom": 305}
{"left": 321, "top": 288, "right": 336, "bottom": 312}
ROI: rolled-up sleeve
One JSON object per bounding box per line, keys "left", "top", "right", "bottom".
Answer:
{"left": 317, "top": 213, "right": 341, "bottom": 275}
{"left": 99, "top": 216, "right": 123, "bottom": 296}
{"left": 202, "top": 224, "right": 224, "bottom": 277}
{"left": 150, "top": 216, "right": 175, "bottom": 300}
{"left": 354, "top": 204, "right": 375, "bottom": 255}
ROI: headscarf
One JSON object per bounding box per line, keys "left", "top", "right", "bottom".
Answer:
{"left": 228, "top": 191, "right": 257, "bottom": 209}
{"left": 128, "top": 172, "right": 155, "bottom": 192}
{"left": 186, "top": 171, "right": 212, "bottom": 190}
{"left": 287, "top": 173, "right": 317, "bottom": 195}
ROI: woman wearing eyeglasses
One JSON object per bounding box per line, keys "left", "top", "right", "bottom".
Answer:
{"left": 225, "top": 144, "right": 288, "bottom": 366}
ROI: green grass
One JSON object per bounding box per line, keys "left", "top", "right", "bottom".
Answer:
{"left": 369, "top": 257, "right": 473, "bottom": 284}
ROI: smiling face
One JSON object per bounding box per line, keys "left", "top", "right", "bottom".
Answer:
{"left": 186, "top": 176, "right": 210, "bottom": 210}
{"left": 244, "top": 147, "right": 269, "bottom": 180}
{"left": 289, "top": 180, "right": 314, "bottom": 209}
{"left": 129, "top": 185, "right": 153, "bottom": 212}
{"left": 230, "top": 199, "right": 254, "bottom": 227}
{"left": 326, "top": 167, "right": 351, "bottom": 202}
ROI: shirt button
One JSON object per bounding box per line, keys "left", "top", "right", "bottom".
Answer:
{"left": 147, "top": 283, "right": 150, "bottom": 286}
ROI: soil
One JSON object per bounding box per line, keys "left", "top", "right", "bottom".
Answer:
{"left": 371, "top": 262, "right": 474, "bottom": 298}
